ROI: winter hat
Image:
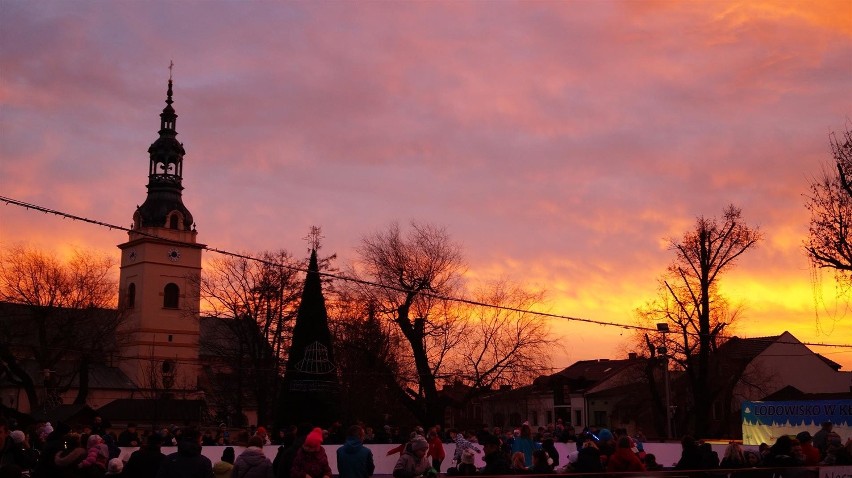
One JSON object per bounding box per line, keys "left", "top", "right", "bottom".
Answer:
{"left": 411, "top": 436, "right": 429, "bottom": 452}
{"left": 10, "top": 430, "right": 25, "bottom": 444}
{"left": 256, "top": 426, "right": 267, "bottom": 436}
{"left": 87, "top": 434, "right": 102, "bottom": 448}
{"left": 107, "top": 458, "right": 124, "bottom": 474}
{"left": 248, "top": 435, "right": 265, "bottom": 448}
{"left": 461, "top": 449, "right": 476, "bottom": 464}
{"left": 304, "top": 427, "right": 324, "bottom": 449}
{"left": 796, "top": 431, "right": 812, "bottom": 443}
{"left": 598, "top": 429, "right": 613, "bottom": 442}
{"left": 222, "top": 446, "right": 235, "bottom": 464}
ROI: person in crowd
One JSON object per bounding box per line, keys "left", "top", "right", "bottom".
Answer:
{"left": 530, "top": 449, "right": 554, "bottom": 474}
{"left": 276, "top": 424, "right": 310, "bottom": 478}
{"left": 91, "top": 417, "right": 108, "bottom": 438}
{"left": 449, "top": 429, "right": 480, "bottom": 467}
{"left": 796, "top": 431, "right": 820, "bottom": 466}
{"left": 105, "top": 458, "right": 124, "bottom": 476}
{"left": 124, "top": 433, "right": 166, "bottom": 478}
{"left": 699, "top": 441, "right": 720, "bottom": 468}
{"left": 393, "top": 436, "right": 431, "bottom": 478}
{"left": 337, "top": 425, "right": 374, "bottom": 478}
{"left": 0, "top": 420, "right": 11, "bottom": 469}
{"left": 78, "top": 434, "right": 109, "bottom": 475}
{"left": 7, "top": 430, "right": 38, "bottom": 472}
{"left": 426, "top": 427, "right": 445, "bottom": 474}
{"left": 674, "top": 435, "right": 704, "bottom": 470}
{"left": 291, "top": 427, "right": 331, "bottom": 478}
{"left": 155, "top": 428, "right": 214, "bottom": 478}
{"left": 510, "top": 424, "right": 535, "bottom": 468}
{"left": 573, "top": 437, "right": 603, "bottom": 473}
{"left": 509, "top": 451, "right": 528, "bottom": 474}
{"left": 812, "top": 421, "right": 833, "bottom": 458}
{"left": 480, "top": 435, "right": 510, "bottom": 475}
{"left": 31, "top": 421, "right": 71, "bottom": 478}
{"left": 455, "top": 449, "right": 477, "bottom": 476}
{"left": 644, "top": 453, "right": 664, "bottom": 471}
{"left": 606, "top": 436, "right": 644, "bottom": 472}
{"left": 596, "top": 428, "right": 615, "bottom": 463}
{"left": 54, "top": 433, "right": 87, "bottom": 477}
{"left": 201, "top": 429, "right": 216, "bottom": 447}
{"left": 233, "top": 435, "right": 274, "bottom": 478}
{"left": 819, "top": 435, "right": 852, "bottom": 466}
{"left": 763, "top": 435, "right": 802, "bottom": 468}
{"left": 540, "top": 433, "right": 559, "bottom": 470}
{"left": 212, "top": 446, "right": 235, "bottom": 478}
{"left": 720, "top": 441, "right": 747, "bottom": 468}
{"left": 118, "top": 424, "right": 140, "bottom": 448}
{"left": 255, "top": 427, "right": 272, "bottom": 446}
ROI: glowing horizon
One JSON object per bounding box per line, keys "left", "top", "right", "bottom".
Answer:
{"left": 1, "top": 1, "right": 851, "bottom": 371}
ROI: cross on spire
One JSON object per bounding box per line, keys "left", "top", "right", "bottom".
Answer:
{"left": 304, "top": 226, "right": 324, "bottom": 251}
{"left": 169, "top": 60, "right": 174, "bottom": 81}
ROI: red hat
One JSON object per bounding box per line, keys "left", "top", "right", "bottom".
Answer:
{"left": 256, "top": 426, "right": 267, "bottom": 436}
{"left": 304, "top": 427, "right": 324, "bottom": 449}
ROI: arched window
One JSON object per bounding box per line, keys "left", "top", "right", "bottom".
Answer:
{"left": 127, "top": 283, "right": 136, "bottom": 308}
{"left": 169, "top": 214, "right": 179, "bottom": 229}
{"left": 163, "top": 283, "right": 179, "bottom": 308}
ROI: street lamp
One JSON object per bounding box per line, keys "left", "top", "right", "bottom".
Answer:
{"left": 656, "top": 323, "right": 672, "bottom": 441}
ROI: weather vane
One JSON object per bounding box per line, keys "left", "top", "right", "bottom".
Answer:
{"left": 303, "top": 226, "right": 324, "bottom": 251}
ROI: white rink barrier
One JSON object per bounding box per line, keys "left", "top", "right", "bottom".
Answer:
{"left": 118, "top": 442, "right": 760, "bottom": 474}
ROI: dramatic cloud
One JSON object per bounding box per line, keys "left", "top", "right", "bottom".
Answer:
{"left": 1, "top": 0, "right": 851, "bottom": 369}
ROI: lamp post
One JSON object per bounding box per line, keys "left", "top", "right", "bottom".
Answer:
{"left": 656, "top": 323, "right": 671, "bottom": 441}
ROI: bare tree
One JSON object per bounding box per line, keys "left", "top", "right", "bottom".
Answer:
{"left": 0, "top": 244, "right": 124, "bottom": 411}
{"left": 657, "top": 205, "right": 761, "bottom": 436}
{"left": 354, "top": 222, "right": 554, "bottom": 426}
{"left": 805, "top": 128, "right": 852, "bottom": 278}
{"left": 196, "top": 250, "right": 302, "bottom": 426}
{"left": 454, "top": 281, "right": 553, "bottom": 392}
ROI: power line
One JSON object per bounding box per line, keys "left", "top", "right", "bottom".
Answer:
{"left": 3, "top": 194, "right": 852, "bottom": 350}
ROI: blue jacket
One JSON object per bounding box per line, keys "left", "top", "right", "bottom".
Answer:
{"left": 336, "top": 436, "right": 375, "bottom": 478}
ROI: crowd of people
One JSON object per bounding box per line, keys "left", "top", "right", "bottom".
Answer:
{"left": 1, "top": 415, "right": 850, "bottom": 478}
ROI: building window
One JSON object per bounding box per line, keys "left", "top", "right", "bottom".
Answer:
{"left": 530, "top": 411, "right": 538, "bottom": 426}
{"left": 575, "top": 410, "right": 582, "bottom": 426}
{"left": 127, "top": 283, "right": 136, "bottom": 308}
{"left": 163, "top": 283, "right": 179, "bottom": 308}
{"left": 546, "top": 410, "right": 553, "bottom": 425}
{"left": 594, "top": 411, "right": 607, "bottom": 427}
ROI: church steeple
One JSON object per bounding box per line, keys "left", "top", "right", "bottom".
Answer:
{"left": 133, "top": 73, "right": 194, "bottom": 232}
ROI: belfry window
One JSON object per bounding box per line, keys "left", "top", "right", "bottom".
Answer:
{"left": 163, "top": 283, "right": 179, "bottom": 308}
{"left": 127, "top": 283, "right": 136, "bottom": 308}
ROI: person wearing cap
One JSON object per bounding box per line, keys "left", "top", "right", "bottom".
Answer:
{"left": 291, "top": 427, "right": 331, "bottom": 478}
{"left": 796, "top": 431, "right": 820, "bottom": 465}
{"left": 8, "top": 430, "right": 38, "bottom": 472}
{"left": 213, "top": 447, "right": 235, "bottom": 478}
{"left": 106, "top": 457, "right": 125, "bottom": 476}
{"left": 393, "top": 436, "right": 431, "bottom": 478}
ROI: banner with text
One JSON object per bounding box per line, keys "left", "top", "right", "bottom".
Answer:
{"left": 742, "top": 400, "right": 852, "bottom": 445}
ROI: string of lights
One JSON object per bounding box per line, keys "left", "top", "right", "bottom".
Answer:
{"left": 2, "top": 194, "right": 851, "bottom": 351}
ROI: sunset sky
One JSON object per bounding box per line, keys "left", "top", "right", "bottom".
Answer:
{"left": 2, "top": 1, "right": 851, "bottom": 371}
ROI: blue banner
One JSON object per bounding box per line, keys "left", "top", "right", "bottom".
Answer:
{"left": 742, "top": 400, "right": 852, "bottom": 445}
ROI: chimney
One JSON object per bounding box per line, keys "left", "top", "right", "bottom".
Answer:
{"left": 628, "top": 352, "right": 638, "bottom": 359}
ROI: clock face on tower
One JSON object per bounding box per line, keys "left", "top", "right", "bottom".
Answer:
{"left": 167, "top": 248, "right": 181, "bottom": 262}
{"left": 128, "top": 249, "right": 137, "bottom": 262}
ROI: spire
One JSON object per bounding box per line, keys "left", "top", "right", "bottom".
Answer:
{"left": 132, "top": 69, "right": 194, "bottom": 232}
{"left": 279, "top": 246, "right": 340, "bottom": 427}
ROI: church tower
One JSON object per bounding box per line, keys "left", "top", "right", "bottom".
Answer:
{"left": 117, "top": 76, "right": 204, "bottom": 396}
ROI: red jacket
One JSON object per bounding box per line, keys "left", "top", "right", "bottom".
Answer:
{"left": 606, "top": 447, "right": 645, "bottom": 472}
{"left": 428, "top": 436, "right": 445, "bottom": 461}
